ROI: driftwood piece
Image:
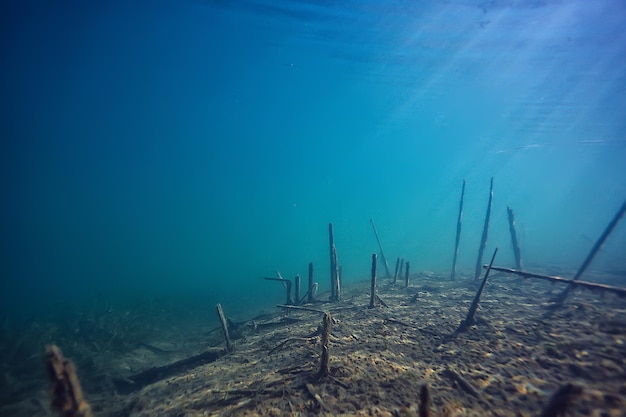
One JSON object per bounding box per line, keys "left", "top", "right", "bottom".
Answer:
{"left": 317, "top": 312, "right": 331, "bottom": 379}
{"left": 474, "top": 177, "right": 494, "bottom": 279}
{"left": 276, "top": 305, "right": 326, "bottom": 314}
{"left": 370, "top": 219, "right": 392, "bottom": 278}
{"left": 459, "top": 248, "right": 498, "bottom": 332}
{"left": 216, "top": 303, "right": 234, "bottom": 353}
{"left": 451, "top": 179, "right": 465, "bottom": 280}
{"left": 370, "top": 253, "right": 377, "bottom": 308}
{"left": 488, "top": 266, "right": 626, "bottom": 297}
{"left": 506, "top": 205, "right": 523, "bottom": 270}
{"left": 44, "top": 345, "right": 93, "bottom": 417}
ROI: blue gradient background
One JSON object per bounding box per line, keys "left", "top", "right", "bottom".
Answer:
{"left": 1, "top": 0, "right": 625, "bottom": 317}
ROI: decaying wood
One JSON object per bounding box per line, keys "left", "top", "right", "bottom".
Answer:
{"left": 276, "top": 304, "right": 326, "bottom": 314}
{"left": 474, "top": 177, "right": 494, "bottom": 279}
{"left": 451, "top": 179, "right": 465, "bottom": 280}
{"left": 419, "top": 384, "right": 432, "bottom": 417}
{"left": 370, "top": 253, "right": 377, "bottom": 309}
{"left": 506, "top": 205, "right": 523, "bottom": 270}
{"left": 488, "top": 266, "right": 626, "bottom": 297}
{"left": 459, "top": 248, "right": 498, "bottom": 332}
{"left": 44, "top": 344, "right": 93, "bottom": 417}
{"left": 318, "top": 312, "right": 331, "bottom": 379}
{"left": 370, "top": 218, "right": 392, "bottom": 278}
{"left": 308, "top": 262, "right": 315, "bottom": 303}
{"left": 216, "top": 303, "right": 234, "bottom": 353}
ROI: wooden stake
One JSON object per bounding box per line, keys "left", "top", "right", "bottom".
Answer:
{"left": 329, "top": 223, "right": 337, "bottom": 301}
{"left": 216, "top": 303, "right": 234, "bottom": 353}
{"left": 488, "top": 266, "right": 626, "bottom": 297}
{"left": 294, "top": 274, "right": 301, "bottom": 306}
{"left": 308, "top": 262, "right": 314, "bottom": 303}
{"left": 370, "top": 253, "right": 377, "bottom": 308}
{"left": 451, "top": 179, "right": 465, "bottom": 280}
{"left": 460, "top": 247, "right": 498, "bottom": 332}
{"left": 393, "top": 257, "right": 401, "bottom": 284}
{"left": 507, "top": 205, "right": 523, "bottom": 270}
{"left": 263, "top": 277, "right": 294, "bottom": 305}
{"left": 555, "top": 198, "right": 626, "bottom": 303}
{"left": 418, "top": 384, "right": 432, "bottom": 417}
{"left": 474, "top": 177, "right": 494, "bottom": 280}
{"left": 370, "top": 219, "right": 392, "bottom": 278}
{"left": 45, "top": 344, "right": 93, "bottom": 417}
{"left": 318, "top": 312, "right": 331, "bottom": 379}
{"left": 405, "top": 261, "right": 410, "bottom": 288}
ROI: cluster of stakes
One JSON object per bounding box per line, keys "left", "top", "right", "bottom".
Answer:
{"left": 43, "top": 179, "right": 625, "bottom": 417}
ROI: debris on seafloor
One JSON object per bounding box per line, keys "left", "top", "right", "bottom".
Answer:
{"left": 451, "top": 179, "right": 466, "bottom": 281}
{"left": 458, "top": 247, "right": 498, "bottom": 332}
{"left": 44, "top": 344, "right": 93, "bottom": 417}
{"left": 474, "top": 177, "right": 494, "bottom": 280}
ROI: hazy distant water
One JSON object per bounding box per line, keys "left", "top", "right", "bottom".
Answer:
{"left": 1, "top": 0, "right": 625, "bottom": 319}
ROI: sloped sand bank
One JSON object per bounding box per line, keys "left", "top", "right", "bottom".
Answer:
{"left": 89, "top": 272, "right": 626, "bottom": 417}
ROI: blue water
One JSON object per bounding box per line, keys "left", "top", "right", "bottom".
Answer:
{"left": 1, "top": 0, "right": 625, "bottom": 319}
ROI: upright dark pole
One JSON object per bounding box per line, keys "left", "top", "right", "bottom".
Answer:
{"left": 369, "top": 253, "right": 377, "bottom": 308}
{"left": 370, "top": 219, "right": 392, "bottom": 278}
{"left": 393, "top": 257, "right": 401, "bottom": 284}
{"left": 329, "top": 222, "right": 337, "bottom": 301}
{"left": 308, "top": 262, "right": 314, "bottom": 303}
{"left": 474, "top": 177, "right": 494, "bottom": 280}
{"left": 507, "top": 205, "right": 523, "bottom": 270}
{"left": 451, "top": 179, "right": 466, "bottom": 280}
{"left": 555, "top": 198, "right": 626, "bottom": 304}
{"left": 459, "top": 248, "right": 498, "bottom": 332}
{"left": 294, "top": 274, "right": 301, "bottom": 305}
{"left": 404, "top": 261, "right": 410, "bottom": 288}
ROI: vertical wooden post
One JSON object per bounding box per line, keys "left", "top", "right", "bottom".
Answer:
{"left": 216, "top": 303, "right": 233, "bottom": 352}
{"left": 474, "top": 177, "right": 494, "bottom": 280}
{"left": 285, "top": 280, "right": 294, "bottom": 305}
{"left": 329, "top": 223, "right": 340, "bottom": 301}
{"left": 393, "top": 257, "right": 401, "bottom": 284}
{"left": 451, "top": 179, "right": 465, "bottom": 280}
{"left": 405, "top": 261, "right": 410, "bottom": 288}
{"left": 318, "top": 312, "right": 331, "bottom": 379}
{"left": 507, "top": 205, "right": 523, "bottom": 270}
{"left": 419, "top": 384, "right": 432, "bottom": 417}
{"left": 370, "top": 253, "right": 377, "bottom": 308}
{"left": 308, "top": 262, "right": 314, "bottom": 303}
{"left": 459, "top": 248, "right": 498, "bottom": 332}
{"left": 294, "top": 274, "right": 301, "bottom": 305}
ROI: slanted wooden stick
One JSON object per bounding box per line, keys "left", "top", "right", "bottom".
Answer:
{"left": 308, "top": 262, "right": 314, "bottom": 303}
{"left": 474, "top": 177, "right": 494, "bottom": 279}
{"left": 451, "top": 179, "right": 465, "bottom": 280}
{"left": 459, "top": 247, "right": 498, "bottom": 331}
{"left": 487, "top": 266, "right": 626, "bottom": 297}
{"left": 45, "top": 344, "right": 93, "bottom": 417}
{"left": 370, "top": 218, "right": 392, "bottom": 278}
{"left": 370, "top": 253, "right": 377, "bottom": 308}
{"left": 555, "top": 198, "right": 626, "bottom": 303}
{"left": 216, "top": 303, "right": 234, "bottom": 352}
{"left": 506, "top": 205, "right": 523, "bottom": 270}
{"left": 318, "top": 312, "right": 332, "bottom": 379}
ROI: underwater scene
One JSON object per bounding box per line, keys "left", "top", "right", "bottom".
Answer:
{"left": 1, "top": 0, "right": 625, "bottom": 416}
